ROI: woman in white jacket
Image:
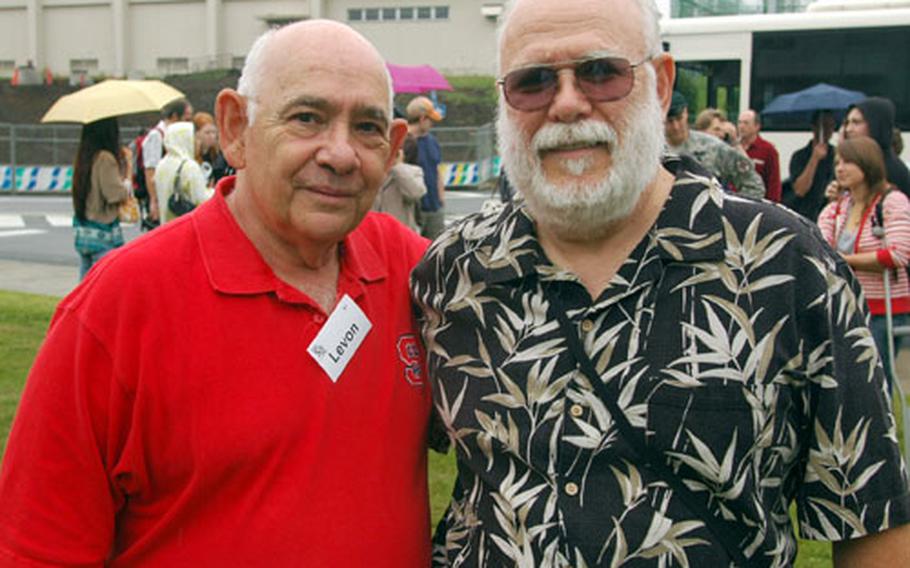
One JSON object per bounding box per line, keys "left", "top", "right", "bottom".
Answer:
{"left": 155, "top": 121, "right": 213, "bottom": 224}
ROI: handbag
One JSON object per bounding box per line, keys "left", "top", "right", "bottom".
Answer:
{"left": 73, "top": 216, "right": 124, "bottom": 255}
{"left": 167, "top": 160, "right": 195, "bottom": 217}
{"left": 118, "top": 194, "right": 140, "bottom": 224}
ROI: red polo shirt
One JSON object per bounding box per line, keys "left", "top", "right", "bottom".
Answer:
{"left": 744, "top": 134, "right": 782, "bottom": 202}
{"left": 0, "top": 178, "right": 432, "bottom": 566}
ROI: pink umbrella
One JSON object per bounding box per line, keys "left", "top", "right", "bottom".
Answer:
{"left": 386, "top": 63, "right": 453, "bottom": 94}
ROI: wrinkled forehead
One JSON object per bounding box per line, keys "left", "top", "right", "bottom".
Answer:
{"left": 499, "top": 0, "right": 647, "bottom": 72}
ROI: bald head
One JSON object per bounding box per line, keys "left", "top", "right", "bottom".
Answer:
{"left": 238, "top": 20, "right": 393, "bottom": 124}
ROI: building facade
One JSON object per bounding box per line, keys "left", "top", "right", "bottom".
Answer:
{"left": 0, "top": 0, "right": 511, "bottom": 78}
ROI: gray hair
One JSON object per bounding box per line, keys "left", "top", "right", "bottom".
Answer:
{"left": 236, "top": 24, "right": 395, "bottom": 127}
{"left": 496, "top": 0, "right": 663, "bottom": 75}
{"left": 236, "top": 28, "right": 277, "bottom": 125}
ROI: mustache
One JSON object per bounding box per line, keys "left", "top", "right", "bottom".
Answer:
{"left": 531, "top": 120, "right": 618, "bottom": 153}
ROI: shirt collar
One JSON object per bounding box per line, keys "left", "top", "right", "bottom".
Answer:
{"left": 479, "top": 155, "right": 727, "bottom": 287}
{"left": 194, "top": 177, "right": 387, "bottom": 301}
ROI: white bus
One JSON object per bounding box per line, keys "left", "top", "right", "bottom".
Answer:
{"left": 660, "top": 2, "right": 910, "bottom": 169}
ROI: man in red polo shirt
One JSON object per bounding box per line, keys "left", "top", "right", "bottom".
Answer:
{"left": 738, "top": 109, "right": 782, "bottom": 201}
{"left": 0, "top": 20, "right": 432, "bottom": 566}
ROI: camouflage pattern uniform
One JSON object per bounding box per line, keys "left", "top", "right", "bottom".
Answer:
{"left": 668, "top": 130, "right": 765, "bottom": 199}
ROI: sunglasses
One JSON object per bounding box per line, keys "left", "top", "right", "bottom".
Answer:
{"left": 498, "top": 55, "right": 653, "bottom": 112}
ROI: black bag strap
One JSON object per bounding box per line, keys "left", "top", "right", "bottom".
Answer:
{"left": 172, "top": 160, "right": 187, "bottom": 197}
{"left": 549, "top": 292, "right": 757, "bottom": 567}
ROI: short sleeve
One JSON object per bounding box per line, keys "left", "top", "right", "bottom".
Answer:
{"left": 796, "top": 255, "right": 910, "bottom": 540}
{"left": 0, "top": 308, "right": 133, "bottom": 563}
{"left": 142, "top": 130, "right": 164, "bottom": 169}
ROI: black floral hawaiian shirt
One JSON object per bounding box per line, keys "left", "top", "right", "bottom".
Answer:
{"left": 412, "top": 156, "right": 910, "bottom": 567}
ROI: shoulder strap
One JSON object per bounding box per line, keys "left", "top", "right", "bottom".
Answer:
{"left": 173, "top": 160, "right": 187, "bottom": 195}
{"left": 873, "top": 187, "right": 893, "bottom": 237}
{"left": 549, "top": 293, "right": 758, "bottom": 567}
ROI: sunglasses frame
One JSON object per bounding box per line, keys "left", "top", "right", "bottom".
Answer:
{"left": 498, "top": 54, "right": 656, "bottom": 112}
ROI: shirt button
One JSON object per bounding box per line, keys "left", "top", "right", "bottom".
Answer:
{"left": 564, "top": 482, "right": 579, "bottom": 497}
{"left": 570, "top": 404, "right": 584, "bottom": 418}
{"left": 580, "top": 319, "right": 594, "bottom": 333}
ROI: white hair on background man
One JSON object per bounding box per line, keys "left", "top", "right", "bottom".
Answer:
{"left": 236, "top": 23, "right": 396, "bottom": 127}
{"left": 495, "top": 0, "right": 663, "bottom": 75}
{"left": 496, "top": 65, "right": 665, "bottom": 239}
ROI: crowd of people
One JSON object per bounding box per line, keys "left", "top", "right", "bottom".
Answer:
{"left": 2, "top": 0, "right": 910, "bottom": 565}
{"left": 69, "top": 97, "right": 228, "bottom": 277}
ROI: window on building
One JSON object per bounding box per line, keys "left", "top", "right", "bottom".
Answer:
{"left": 157, "top": 57, "right": 189, "bottom": 75}
{"left": 672, "top": 0, "right": 811, "bottom": 17}
{"left": 347, "top": 5, "right": 449, "bottom": 23}
{"left": 264, "top": 17, "right": 302, "bottom": 28}
{"left": 69, "top": 58, "right": 99, "bottom": 75}
{"left": 752, "top": 27, "right": 910, "bottom": 130}
{"left": 675, "top": 60, "right": 741, "bottom": 124}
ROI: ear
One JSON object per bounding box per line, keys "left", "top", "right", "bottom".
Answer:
{"left": 215, "top": 88, "right": 249, "bottom": 171}
{"left": 652, "top": 53, "right": 676, "bottom": 117}
{"left": 385, "top": 118, "right": 409, "bottom": 170}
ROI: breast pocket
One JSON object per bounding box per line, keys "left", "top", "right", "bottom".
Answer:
{"left": 646, "top": 383, "right": 776, "bottom": 501}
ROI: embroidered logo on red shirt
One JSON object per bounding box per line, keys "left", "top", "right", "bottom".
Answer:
{"left": 397, "top": 334, "right": 424, "bottom": 387}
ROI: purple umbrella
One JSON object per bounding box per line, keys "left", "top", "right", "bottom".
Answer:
{"left": 386, "top": 63, "right": 453, "bottom": 94}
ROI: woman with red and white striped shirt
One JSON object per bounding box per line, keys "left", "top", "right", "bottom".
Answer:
{"left": 818, "top": 136, "right": 910, "bottom": 389}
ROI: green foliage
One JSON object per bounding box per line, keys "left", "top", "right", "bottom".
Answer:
{"left": 395, "top": 75, "right": 499, "bottom": 127}
{"left": 429, "top": 450, "right": 457, "bottom": 526}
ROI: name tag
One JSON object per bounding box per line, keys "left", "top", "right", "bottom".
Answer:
{"left": 307, "top": 294, "right": 373, "bottom": 382}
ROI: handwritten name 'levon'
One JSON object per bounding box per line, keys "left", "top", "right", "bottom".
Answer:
{"left": 328, "top": 322, "right": 361, "bottom": 363}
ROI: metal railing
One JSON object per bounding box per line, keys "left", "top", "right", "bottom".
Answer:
{"left": 0, "top": 121, "right": 497, "bottom": 191}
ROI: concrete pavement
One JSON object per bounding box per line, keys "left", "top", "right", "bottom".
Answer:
{"left": 0, "top": 258, "right": 79, "bottom": 298}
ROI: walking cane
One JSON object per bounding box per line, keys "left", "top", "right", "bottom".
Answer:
{"left": 874, "top": 225, "right": 910, "bottom": 465}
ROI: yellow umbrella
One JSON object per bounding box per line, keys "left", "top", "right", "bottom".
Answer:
{"left": 41, "top": 79, "right": 185, "bottom": 124}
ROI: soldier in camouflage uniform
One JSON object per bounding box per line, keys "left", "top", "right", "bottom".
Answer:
{"left": 665, "top": 91, "right": 765, "bottom": 199}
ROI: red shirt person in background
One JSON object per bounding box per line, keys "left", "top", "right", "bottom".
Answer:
{"left": 739, "top": 109, "right": 782, "bottom": 201}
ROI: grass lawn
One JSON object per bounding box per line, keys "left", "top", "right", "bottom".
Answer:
{"left": 10, "top": 289, "right": 909, "bottom": 566}
{"left": 0, "top": 291, "right": 59, "bottom": 456}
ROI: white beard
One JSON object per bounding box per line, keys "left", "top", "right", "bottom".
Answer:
{"left": 496, "top": 79, "right": 665, "bottom": 240}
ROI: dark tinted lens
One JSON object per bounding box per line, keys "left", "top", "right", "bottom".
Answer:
{"left": 576, "top": 57, "right": 634, "bottom": 101}
{"left": 503, "top": 66, "right": 558, "bottom": 111}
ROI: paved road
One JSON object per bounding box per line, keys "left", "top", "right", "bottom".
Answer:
{"left": 0, "top": 190, "right": 495, "bottom": 297}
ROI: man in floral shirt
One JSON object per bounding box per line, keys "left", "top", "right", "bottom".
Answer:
{"left": 411, "top": 0, "right": 910, "bottom": 565}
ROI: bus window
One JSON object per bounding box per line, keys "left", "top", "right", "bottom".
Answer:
{"left": 675, "top": 60, "right": 742, "bottom": 122}
{"left": 752, "top": 27, "right": 910, "bottom": 131}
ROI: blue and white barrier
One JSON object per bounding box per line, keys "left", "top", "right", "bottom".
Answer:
{"left": 1, "top": 158, "right": 504, "bottom": 193}
{"left": 0, "top": 165, "right": 73, "bottom": 192}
